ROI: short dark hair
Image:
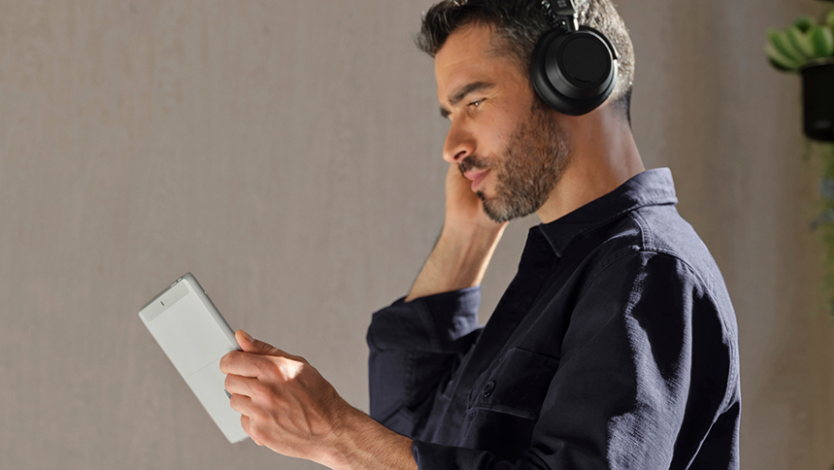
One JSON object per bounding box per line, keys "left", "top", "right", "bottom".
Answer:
{"left": 416, "top": 0, "right": 635, "bottom": 126}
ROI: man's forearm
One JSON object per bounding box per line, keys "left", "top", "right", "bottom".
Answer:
{"left": 405, "top": 224, "right": 506, "bottom": 302}
{"left": 324, "top": 407, "right": 418, "bottom": 470}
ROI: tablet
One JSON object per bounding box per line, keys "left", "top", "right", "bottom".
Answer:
{"left": 138, "top": 272, "right": 250, "bottom": 444}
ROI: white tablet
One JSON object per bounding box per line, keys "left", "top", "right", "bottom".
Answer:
{"left": 138, "top": 272, "right": 250, "bottom": 444}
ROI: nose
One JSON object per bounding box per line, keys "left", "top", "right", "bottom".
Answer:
{"left": 442, "top": 119, "right": 476, "bottom": 164}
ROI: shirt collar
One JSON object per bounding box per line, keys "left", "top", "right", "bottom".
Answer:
{"left": 536, "top": 167, "right": 679, "bottom": 258}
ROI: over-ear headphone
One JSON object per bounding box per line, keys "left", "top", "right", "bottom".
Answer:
{"left": 530, "top": 0, "right": 619, "bottom": 116}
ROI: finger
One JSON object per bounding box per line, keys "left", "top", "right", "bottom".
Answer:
{"left": 229, "top": 392, "right": 256, "bottom": 416}
{"left": 235, "top": 331, "right": 306, "bottom": 362}
{"left": 236, "top": 329, "right": 283, "bottom": 356}
{"left": 240, "top": 415, "right": 264, "bottom": 446}
{"left": 219, "top": 350, "right": 272, "bottom": 377}
{"left": 236, "top": 329, "right": 265, "bottom": 353}
{"left": 224, "top": 373, "right": 260, "bottom": 398}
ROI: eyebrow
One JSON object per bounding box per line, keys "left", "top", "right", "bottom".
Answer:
{"left": 439, "top": 81, "right": 495, "bottom": 119}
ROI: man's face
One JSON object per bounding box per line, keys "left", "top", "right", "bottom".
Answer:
{"left": 436, "top": 23, "right": 572, "bottom": 223}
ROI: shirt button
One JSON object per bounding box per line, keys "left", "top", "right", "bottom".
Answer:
{"left": 482, "top": 381, "right": 496, "bottom": 398}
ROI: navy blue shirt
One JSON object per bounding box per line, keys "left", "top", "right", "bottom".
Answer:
{"left": 366, "top": 168, "right": 741, "bottom": 470}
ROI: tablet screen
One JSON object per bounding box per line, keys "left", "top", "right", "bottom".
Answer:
{"left": 144, "top": 282, "right": 232, "bottom": 378}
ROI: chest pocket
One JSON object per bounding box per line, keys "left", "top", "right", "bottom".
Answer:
{"left": 468, "top": 348, "right": 560, "bottom": 420}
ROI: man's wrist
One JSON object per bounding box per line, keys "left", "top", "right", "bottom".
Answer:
{"left": 323, "top": 407, "right": 417, "bottom": 470}
{"left": 441, "top": 218, "right": 506, "bottom": 242}
{"left": 405, "top": 223, "right": 505, "bottom": 302}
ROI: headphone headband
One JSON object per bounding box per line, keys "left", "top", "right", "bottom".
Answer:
{"left": 541, "top": 0, "right": 578, "bottom": 31}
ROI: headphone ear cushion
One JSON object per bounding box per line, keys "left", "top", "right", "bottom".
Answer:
{"left": 530, "top": 26, "right": 617, "bottom": 115}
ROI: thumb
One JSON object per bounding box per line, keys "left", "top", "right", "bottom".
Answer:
{"left": 235, "top": 329, "right": 273, "bottom": 355}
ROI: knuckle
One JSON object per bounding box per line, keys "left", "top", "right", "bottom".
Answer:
{"left": 251, "top": 383, "right": 270, "bottom": 404}
{"left": 261, "top": 359, "right": 280, "bottom": 380}
{"left": 262, "top": 357, "right": 276, "bottom": 375}
{"left": 220, "top": 351, "right": 237, "bottom": 371}
{"left": 252, "top": 407, "right": 270, "bottom": 424}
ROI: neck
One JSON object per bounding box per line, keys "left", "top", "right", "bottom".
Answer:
{"left": 535, "top": 105, "right": 646, "bottom": 224}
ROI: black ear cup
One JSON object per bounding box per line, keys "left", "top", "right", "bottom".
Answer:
{"left": 530, "top": 25, "right": 618, "bottom": 116}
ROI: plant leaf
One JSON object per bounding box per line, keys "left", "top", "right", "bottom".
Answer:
{"left": 764, "top": 43, "right": 802, "bottom": 70}
{"left": 828, "top": 9, "right": 834, "bottom": 32}
{"left": 768, "top": 28, "right": 806, "bottom": 63}
{"left": 787, "top": 26, "right": 815, "bottom": 59}
{"left": 809, "top": 25, "right": 834, "bottom": 58}
{"left": 767, "top": 58, "right": 794, "bottom": 72}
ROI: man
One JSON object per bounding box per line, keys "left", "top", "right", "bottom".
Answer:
{"left": 220, "top": 1, "right": 741, "bottom": 469}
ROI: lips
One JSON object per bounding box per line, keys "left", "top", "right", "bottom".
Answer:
{"left": 464, "top": 169, "right": 489, "bottom": 192}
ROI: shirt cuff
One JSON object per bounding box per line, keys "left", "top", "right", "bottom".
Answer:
{"left": 367, "top": 287, "right": 481, "bottom": 353}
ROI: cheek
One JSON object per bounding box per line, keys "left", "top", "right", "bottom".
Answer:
{"left": 484, "top": 117, "right": 524, "bottom": 165}
{"left": 482, "top": 110, "right": 515, "bottom": 144}
{"left": 475, "top": 128, "right": 508, "bottom": 163}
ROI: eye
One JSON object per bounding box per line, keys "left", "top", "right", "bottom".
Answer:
{"left": 468, "top": 99, "right": 485, "bottom": 109}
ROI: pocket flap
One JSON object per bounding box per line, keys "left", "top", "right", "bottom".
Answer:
{"left": 469, "top": 348, "right": 560, "bottom": 419}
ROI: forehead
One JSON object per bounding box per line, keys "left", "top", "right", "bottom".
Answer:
{"left": 434, "top": 23, "right": 521, "bottom": 101}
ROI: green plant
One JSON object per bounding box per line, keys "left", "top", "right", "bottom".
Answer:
{"left": 766, "top": 7, "right": 834, "bottom": 326}
{"left": 765, "top": 10, "right": 834, "bottom": 72}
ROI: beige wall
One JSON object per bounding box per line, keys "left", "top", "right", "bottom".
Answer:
{"left": 1, "top": 0, "right": 833, "bottom": 468}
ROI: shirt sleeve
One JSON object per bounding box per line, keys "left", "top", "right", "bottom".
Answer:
{"left": 411, "top": 250, "right": 740, "bottom": 470}
{"left": 366, "top": 287, "right": 484, "bottom": 438}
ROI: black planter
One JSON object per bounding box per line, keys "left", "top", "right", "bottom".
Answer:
{"left": 801, "top": 60, "right": 834, "bottom": 142}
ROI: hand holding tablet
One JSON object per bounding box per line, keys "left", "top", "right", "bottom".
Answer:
{"left": 137, "top": 273, "right": 416, "bottom": 468}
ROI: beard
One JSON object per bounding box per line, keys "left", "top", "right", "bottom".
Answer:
{"left": 458, "top": 97, "right": 573, "bottom": 223}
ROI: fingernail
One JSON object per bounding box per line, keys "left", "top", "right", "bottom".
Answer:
{"left": 241, "top": 330, "right": 254, "bottom": 342}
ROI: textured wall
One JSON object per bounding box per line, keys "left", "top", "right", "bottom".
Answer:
{"left": 0, "top": 0, "right": 832, "bottom": 469}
